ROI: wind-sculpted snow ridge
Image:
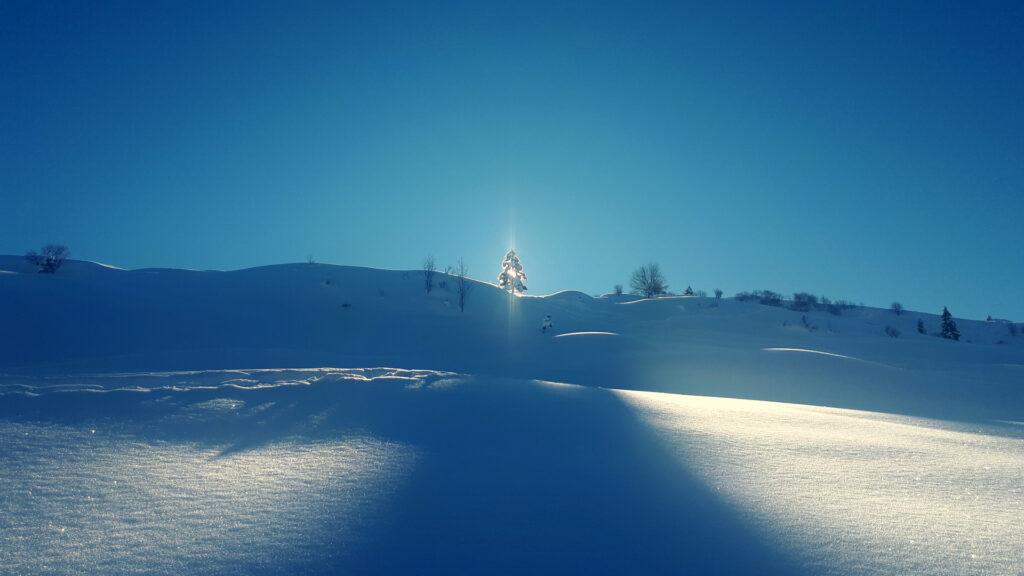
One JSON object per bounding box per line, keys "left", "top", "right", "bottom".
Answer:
{"left": 762, "top": 347, "right": 860, "bottom": 360}
{"left": 0, "top": 367, "right": 457, "bottom": 396}
{"left": 553, "top": 331, "right": 619, "bottom": 337}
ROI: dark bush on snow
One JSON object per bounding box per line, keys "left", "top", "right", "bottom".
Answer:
{"left": 801, "top": 315, "right": 818, "bottom": 332}
{"left": 738, "top": 288, "right": 862, "bottom": 315}
{"left": 819, "top": 297, "right": 857, "bottom": 316}
{"left": 756, "top": 290, "right": 784, "bottom": 307}
{"left": 735, "top": 290, "right": 784, "bottom": 307}
{"left": 25, "top": 244, "right": 69, "bottom": 273}
{"left": 791, "top": 292, "right": 819, "bottom": 311}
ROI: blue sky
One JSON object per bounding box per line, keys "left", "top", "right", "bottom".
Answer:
{"left": 2, "top": 1, "right": 1021, "bottom": 319}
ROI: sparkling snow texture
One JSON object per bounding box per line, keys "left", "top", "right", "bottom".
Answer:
{"left": 1, "top": 370, "right": 1021, "bottom": 575}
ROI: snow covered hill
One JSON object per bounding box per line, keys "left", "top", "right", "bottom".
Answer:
{"left": 1, "top": 256, "right": 1021, "bottom": 421}
{"left": 1, "top": 257, "right": 1022, "bottom": 575}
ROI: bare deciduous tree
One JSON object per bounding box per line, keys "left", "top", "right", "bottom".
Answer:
{"left": 423, "top": 255, "right": 437, "bottom": 294}
{"left": 438, "top": 265, "right": 453, "bottom": 290}
{"left": 25, "top": 244, "right": 69, "bottom": 273}
{"left": 630, "top": 263, "right": 667, "bottom": 298}
{"left": 613, "top": 284, "right": 623, "bottom": 296}
{"left": 714, "top": 289, "right": 723, "bottom": 299}
{"left": 455, "top": 258, "right": 472, "bottom": 312}
{"left": 891, "top": 302, "right": 903, "bottom": 316}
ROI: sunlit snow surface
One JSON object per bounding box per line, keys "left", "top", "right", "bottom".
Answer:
{"left": 616, "top": 389, "right": 1024, "bottom": 576}
{"left": 0, "top": 429, "right": 413, "bottom": 575}
{"left": 1, "top": 369, "right": 1022, "bottom": 575}
{"left": 0, "top": 370, "right": 426, "bottom": 576}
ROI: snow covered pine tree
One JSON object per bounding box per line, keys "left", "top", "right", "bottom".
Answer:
{"left": 940, "top": 306, "right": 961, "bottom": 341}
{"left": 497, "top": 249, "right": 528, "bottom": 295}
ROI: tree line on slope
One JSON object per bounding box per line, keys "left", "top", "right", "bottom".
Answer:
{"left": 623, "top": 262, "right": 978, "bottom": 343}
{"left": 14, "top": 245, "right": 1011, "bottom": 343}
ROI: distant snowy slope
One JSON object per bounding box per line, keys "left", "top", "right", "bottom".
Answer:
{"left": 1, "top": 256, "right": 1021, "bottom": 421}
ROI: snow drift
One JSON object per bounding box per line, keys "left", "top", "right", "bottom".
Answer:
{"left": 0, "top": 370, "right": 1020, "bottom": 575}
{"left": 2, "top": 257, "right": 1022, "bottom": 575}
{"left": 1, "top": 257, "right": 1021, "bottom": 422}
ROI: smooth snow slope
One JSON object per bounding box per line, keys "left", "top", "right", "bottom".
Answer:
{"left": 1, "top": 257, "right": 1021, "bottom": 422}
{"left": 2, "top": 259, "right": 1022, "bottom": 574}
{"left": 1, "top": 370, "right": 1021, "bottom": 575}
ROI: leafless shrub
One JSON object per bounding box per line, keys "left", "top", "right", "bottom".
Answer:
{"left": 455, "top": 258, "right": 472, "bottom": 312}
{"left": 25, "top": 244, "right": 69, "bottom": 273}
{"left": 791, "top": 292, "right": 819, "bottom": 311}
{"left": 825, "top": 298, "right": 857, "bottom": 315}
{"left": 423, "top": 255, "right": 437, "bottom": 294}
{"left": 801, "top": 315, "right": 818, "bottom": 332}
{"left": 756, "top": 290, "right": 783, "bottom": 307}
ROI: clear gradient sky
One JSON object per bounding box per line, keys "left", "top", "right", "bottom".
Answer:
{"left": 2, "top": 1, "right": 1021, "bottom": 319}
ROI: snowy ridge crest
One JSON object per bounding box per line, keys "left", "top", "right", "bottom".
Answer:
{"left": 0, "top": 368, "right": 458, "bottom": 396}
